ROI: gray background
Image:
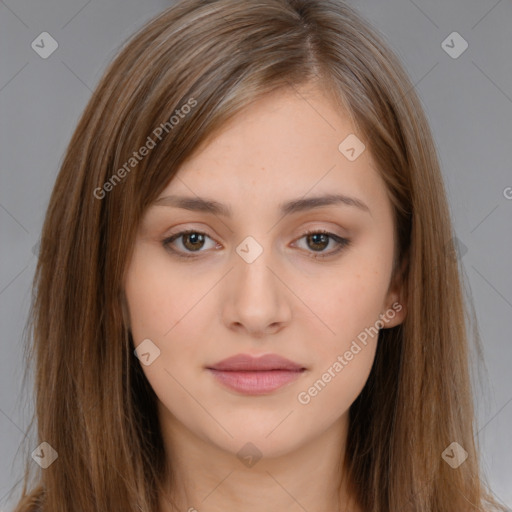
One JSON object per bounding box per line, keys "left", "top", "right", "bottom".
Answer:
{"left": 1, "top": 0, "right": 511, "bottom": 509}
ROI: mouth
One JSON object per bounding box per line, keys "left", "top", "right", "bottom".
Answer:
{"left": 206, "top": 353, "right": 307, "bottom": 395}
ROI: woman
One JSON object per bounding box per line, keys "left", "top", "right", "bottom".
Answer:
{"left": 12, "top": 0, "right": 508, "bottom": 510}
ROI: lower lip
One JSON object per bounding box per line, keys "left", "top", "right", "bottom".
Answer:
{"left": 207, "top": 369, "right": 305, "bottom": 395}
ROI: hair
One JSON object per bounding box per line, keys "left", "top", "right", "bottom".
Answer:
{"left": 10, "top": 0, "right": 508, "bottom": 511}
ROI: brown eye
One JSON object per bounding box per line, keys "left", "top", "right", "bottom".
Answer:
{"left": 295, "top": 230, "right": 351, "bottom": 259}
{"left": 162, "top": 230, "right": 218, "bottom": 258}
{"left": 181, "top": 232, "right": 206, "bottom": 251}
{"left": 162, "top": 229, "right": 350, "bottom": 261}
{"left": 306, "top": 232, "right": 330, "bottom": 251}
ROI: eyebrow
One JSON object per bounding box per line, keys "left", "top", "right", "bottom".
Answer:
{"left": 152, "top": 193, "right": 371, "bottom": 216}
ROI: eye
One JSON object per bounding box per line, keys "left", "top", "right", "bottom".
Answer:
{"left": 293, "top": 229, "right": 351, "bottom": 259}
{"left": 162, "top": 230, "right": 219, "bottom": 259}
{"left": 162, "top": 228, "right": 351, "bottom": 260}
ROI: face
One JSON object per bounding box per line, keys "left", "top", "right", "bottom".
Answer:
{"left": 123, "top": 84, "right": 406, "bottom": 459}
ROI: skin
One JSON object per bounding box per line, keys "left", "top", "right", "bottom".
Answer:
{"left": 123, "top": 83, "right": 407, "bottom": 512}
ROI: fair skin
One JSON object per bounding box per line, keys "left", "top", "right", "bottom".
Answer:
{"left": 123, "top": 83, "right": 406, "bottom": 512}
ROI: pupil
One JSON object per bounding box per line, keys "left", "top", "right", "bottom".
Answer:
{"left": 309, "top": 233, "right": 328, "bottom": 251}
{"left": 185, "top": 233, "right": 204, "bottom": 250}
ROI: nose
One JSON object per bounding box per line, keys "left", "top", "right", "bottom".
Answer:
{"left": 221, "top": 245, "right": 292, "bottom": 338}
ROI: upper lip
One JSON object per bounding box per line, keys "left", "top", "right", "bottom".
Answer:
{"left": 207, "top": 353, "right": 305, "bottom": 371}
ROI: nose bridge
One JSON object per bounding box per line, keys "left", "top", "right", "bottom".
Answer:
{"left": 234, "top": 233, "right": 279, "bottom": 304}
{"left": 223, "top": 233, "right": 291, "bottom": 334}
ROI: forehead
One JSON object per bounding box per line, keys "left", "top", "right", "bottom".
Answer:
{"left": 156, "top": 85, "right": 385, "bottom": 213}
{"left": 179, "top": 87, "right": 354, "bottom": 169}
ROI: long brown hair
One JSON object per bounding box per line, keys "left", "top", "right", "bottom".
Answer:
{"left": 11, "top": 0, "right": 507, "bottom": 510}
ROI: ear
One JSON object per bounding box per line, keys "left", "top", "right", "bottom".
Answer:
{"left": 380, "top": 257, "right": 407, "bottom": 329}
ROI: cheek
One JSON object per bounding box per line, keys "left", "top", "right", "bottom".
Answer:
{"left": 125, "top": 245, "right": 206, "bottom": 341}
{"left": 124, "top": 248, "right": 207, "bottom": 404}
{"left": 124, "top": 245, "right": 220, "bottom": 393}
{"left": 300, "top": 230, "right": 394, "bottom": 407}
{"left": 294, "top": 271, "right": 386, "bottom": 415}
{"left": 302, "top": 256, "right": 392, "bottom": 356}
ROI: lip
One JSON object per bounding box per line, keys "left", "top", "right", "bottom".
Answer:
{"left": 206, "top": 353, "right": 306, "bottom": 395}
{"left": 208, "top": 353, "right": 305, "bottom": 371}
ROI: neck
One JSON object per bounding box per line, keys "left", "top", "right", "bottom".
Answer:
{"left": 157, "top": 404, "right": 362, "bottom": 512}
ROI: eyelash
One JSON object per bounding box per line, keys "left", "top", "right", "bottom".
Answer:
{"left": 161, "top": 229, "right": 351, "bottom": 260}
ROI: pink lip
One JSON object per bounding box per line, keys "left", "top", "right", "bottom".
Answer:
{"left": 208, "top": 353, "right": 305, "bottom": 371}
{"left": 206, "top": 354, "right": 306, "bottom": 395}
